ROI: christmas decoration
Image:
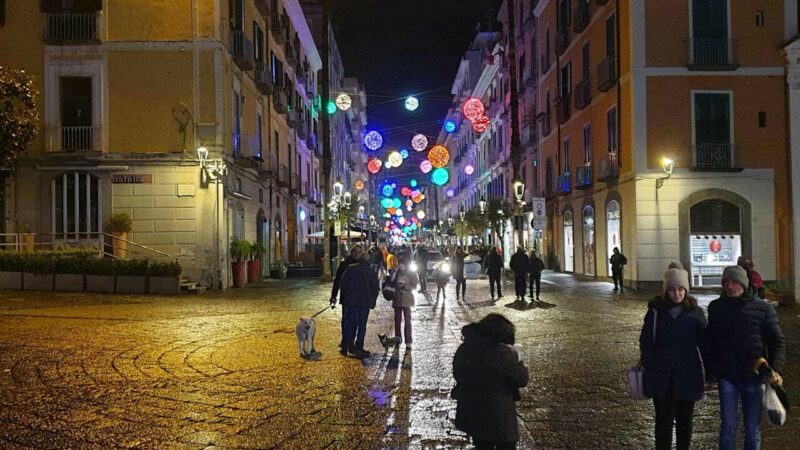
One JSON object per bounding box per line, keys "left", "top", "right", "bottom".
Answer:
{"left": 326, "top": 101, "right": 337, "bottom": 115}
{"left": 428, "top": 145, "right": 450, "bottom": 168}
{"left": 382, "top": 184, "right": 394, "bottom": 197}
{"left": 464, "top": 164, "right": 474, "bottom": 175}
{"left": 430, "top": 167, "right": 449, "bottom": 186}
{"left": 462, "top": 98, "right": 485, "bottom": 121}
{"left": 411, "top": 134, "right": 428, "bottom": 151}
{"left": 388, "top": 151, "right": 403, "bottom": 167}
{"left": 405, "top": 96, "right": 419, "bottom": 111}
{"left": 444, "top": 119, "right": 457, "bottom": 133}
{"left": 472, "top": 115, "right": 490, "bottom": 133}
{"left": 364, "top": 131, "right": 383, "bottom": 151}
{"left": 335, "top": 93, "right": 352, "bottom": 111}
{"left": 367, "top": 158, "right": 382, "bottom": 174}
{"left": 400, "top": 149, "right": 409, "bottom": 159}
{"left": 420, "top": 160, "right": 433, "bottom": 174}
{"left": 446, "top": 188, "right": 455, "bottom": 198}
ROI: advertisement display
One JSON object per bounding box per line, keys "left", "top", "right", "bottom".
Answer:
{"left": 690, "top": 234, "right": 741, "bottom": 286}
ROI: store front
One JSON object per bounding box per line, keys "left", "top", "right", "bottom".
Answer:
{"left": 563, "top": 210, "right": 574, "bottom": 272}
{"left": 689, "top": 199, "right": 742, "bottom": 286}
{"left": 606, "top": 200, "right": 621, "bottom": 275}
{"left": 583, "top": 206, "right": 595, "bottom": 276}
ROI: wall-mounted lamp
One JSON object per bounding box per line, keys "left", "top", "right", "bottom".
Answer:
{"left": 655, "top": 157, "right": 674, "bottom": 189}
{"left": 197, "top": 146, "right": 227, "bottom": 186}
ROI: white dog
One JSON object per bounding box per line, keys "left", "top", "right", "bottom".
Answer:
{"left": 295, "top": 317, "right": 316, "bottom": 356}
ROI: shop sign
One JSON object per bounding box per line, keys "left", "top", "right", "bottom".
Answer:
{"left": 112, "top": 174, "right": 152, "bottom": 184}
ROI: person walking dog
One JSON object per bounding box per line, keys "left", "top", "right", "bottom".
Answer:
{"left": 640, "top": 267, "right": 706, "bottom": 450}
{"left": 337, "top": 245, "right": 380, "bottom": 359}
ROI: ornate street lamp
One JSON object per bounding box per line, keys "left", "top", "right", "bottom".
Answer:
{"left": 479, "top": 196, "right": 486, "bottom": 214}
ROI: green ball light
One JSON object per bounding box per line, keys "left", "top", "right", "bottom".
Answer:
{"left": 431, "top": 168, "right": 449, "bottom": 186}
{"left": 326, "top": 101, "right": 337, "bottom": 115}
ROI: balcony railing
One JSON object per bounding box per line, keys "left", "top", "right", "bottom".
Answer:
{"left": 273, "top": 87, "right": 289, "bottom": 114}
{"left": 688, "top": 38, "right": 739, "bottom": 70}
{"left": 575, "top": 165, "right": 593, "bottom": 189}
{"left": 44, "top": 13, "right": 100, "bottom": 43}
{"left": 557, "top": 173, "right": 571, "bottom": 195}
{"left": 254, "top": 61, "right": 274, "bottom": 95}
{"left": 307, "top": 132, "right": 319, "bottom": 155}
{"left": 573, "top": 1, "right": 591, "bottom": 34}
{"left": 555, "top": 28, "right": 570, "bottom": 56}
{"left": 597, "top": 55, "right": 617, "bottom": 92}
{"left": 574, "top": 78, "right": 592, "bottom": 110}
{"left": 693, "top": 144, "right": 739, "bottom": 170}
{"left": 49, "top": 126, "right": 100, "bottom": 152}
{"left": 278, "top": 164, "right": 290, "bottom": 187}
{"left": 285, "top": 42, "right": 297, "bottom": 66}
{"left": 556, "top": 95, "right": 571, "bottom": 125}
{"left": 230, "top": 29, "right": 254, "bottom": 71}
{"left": 541, "top": 112, "right": 552, "bottom": 137}
{"left": 271, "top": 13, "right": 285, "bottom": 45}
{"left": 267, "top": 154, "right": 279, "bottom": 176}
{"left": 597, "top": 152, "right": 619, "bottom": 181}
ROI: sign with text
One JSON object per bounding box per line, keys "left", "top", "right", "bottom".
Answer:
{"left": 531, "top": 197, "right": 547, "bottom": 230}
{"left": 111, "top": 174, "right": 152, "bottom": 184}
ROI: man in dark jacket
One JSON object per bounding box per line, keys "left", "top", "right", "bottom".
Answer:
{"left": 509, "top": 247, "right": 529, "bottom": 302}
{"left": 528, "top": 251, "right": 544, "bottom": 300}
{"left": 337, "top": 245, "right": 380, "bottom": 359}
{"left": 484, "top": 247, "right": 504, "bottom": 300}
{"left": 705, "top": 265, "right": 786, "bottom": 450}
{"left": 415, "top": 245, "right": 429, "bottom": 293}
{"left": 452, "top": 247, "right": 466, "bottom": 300}
{"left": 610, "top": 247, "right": 627, "bottom": 292}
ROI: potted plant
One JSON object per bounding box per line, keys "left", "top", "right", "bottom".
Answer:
{"left": 115, "top": 259, "right": 148, "bottom": 294}
{"left": 85, "top": 257, "right": 115, "bottom": 293}
{"left": 247, "top": 242, "right": 265, "bottom": 283}
{"left": 229, "top": 238, "right": 250, "bottom": 288}
{"left": 105, "top": 213, "right": 133, "bottom": 259}
{"left": 148, "top": 261, "right": 182, "bottom": 294}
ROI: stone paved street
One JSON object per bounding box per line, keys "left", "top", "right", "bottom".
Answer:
{"left": 0, "top": 272, "right": 798, "bottom": 449}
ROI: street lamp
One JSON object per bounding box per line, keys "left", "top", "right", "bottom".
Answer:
{"left": 369, "top": 214, "right": 376, "bottom": 244}
{"left": 342, "top": 191, "right": 352, "bottom": 244}
{"left": 197, "top": 146, "right": 227, "bottom": 289}
{"left": 513, "top": 179, "right": 526, "bottom": 250}
{"left": 459, "top": 205, "right": 465, "bottom": 221}
{"left": 333, "top": 179, "right": 344, "bottom": 197}
{"left": 479, "top": 196, "right": 487, "bottom": 214}
{"left": 656, "top": 157, "right": 675, "bottom": 189}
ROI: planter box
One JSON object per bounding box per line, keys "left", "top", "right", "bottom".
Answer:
{"left": 148, "top": 276, "right": 180, "bottom": 295}
{"left": 54, "top": 274, "right": 85, "bottom": 292}
{"left": 115, "top": 275, "right": 147, "bottom": 294}
{"left": 86, "top": 274, "right": 115, "bottom": 293}
{"left": 23, "top": 273, "right": 54, "bottom": 291}
{"left": 0, "top": 271, "right": 22, "bottom": 290}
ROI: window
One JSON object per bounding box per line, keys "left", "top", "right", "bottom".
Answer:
{"left": 693, "top": 93, "right": 731, "bottom": 146}
{"left": 253, "top": 22, "right": 264, "bottom": 64}
{"left": 563, "top": 137, "right": 570, "bottom": 174}
{"left": 758, "top": 111, "right": 767, "bottom": 128}
{"left": 256, "top": 111, "right": 263, "bottom": 159}
{"left": 232, "top": 89, "right": 241, "bottom": 158}
{"left": 270, "top": 51, "right": 284, "bottom": 86}
{"left": 607, "top": 107, "right": 618, "bottom": 152}
{"left": 0, "top": 0, "right": 5, "bottom": 27}
{"left": 545, "top": 89, "right": 552, "bottom": 132}
{"left": 558, "top": 0, "right": 571, "bottom": 29}
{"left": 60, "top": 76, "right": 94, "bottom": 151}
{"left": 545, "top": 159, "right": 553, "bottom": 195}
{"left": 583, "top": 124, "right": 592, "bottom": 163}
{"left": 544, "top": 25, "right": 551, "bottom": 68}
{"left": 559, "top": 62, "right": 572, "bottom": 98}
{"left": 230, "top": 0, "right": 243, "bottom": 30}
{"left": 691, "top": 0, "right": 730, "bottom": 65}
{"left": 582, "top": 43, "right": 590, "bottom": 81}
{"left": 52, "top": 172, "right": 100, "bottom": 235}
{"left": 605, "top": 14, "right": 616, "bottom": 57}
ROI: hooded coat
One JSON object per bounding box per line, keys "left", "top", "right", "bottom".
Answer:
{"left": 453, "top": 322, "right": 529, "bottom": 443}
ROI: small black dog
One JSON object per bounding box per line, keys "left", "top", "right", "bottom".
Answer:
{"left": 378, "top": 333, "right": 402, "bottom": 354}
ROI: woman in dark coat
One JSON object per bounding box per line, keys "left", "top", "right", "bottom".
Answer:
{"left": 639, "top": 267, "right": 707, "bottom": 450}
{"left": 452, "top": 247, "right": 466, "bottom": 299}
{"left": 453, "top": 313, "right": 529, "bottom": 449}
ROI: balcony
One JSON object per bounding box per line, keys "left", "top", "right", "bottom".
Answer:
{"left": 597, "top": 152, "right": 619, "bottom": 181}
{"left": 286, "top": 110, "right": 300, "bottom": 129}
{"left": 521, "top": 115, "right": 538, "bottom": 146}
{"left": 278, "top": 164, "right": 290, "bottom": 187}
{"left": 267, "top": 154, "right": 279, "bottom": 176}
{"left": 307, "top": 132, "right": 320, "bottom": 155}
{"left": 273, "top": 87, "right": 289, "bottom": 114}
{"left": 48, "top": 126, "right": 101, "bottom": 152}
{"left": 557, "top": 173, "right": 571, "bottom": 195}
{"left": 574, "top": 77, "right": 592, "bottom": 110}
{"left": 44, "top": 13, "right": 101, "bottom": 43}
{"left": 575, "top": 165, "right": 593, "bottom": 189}
{"left": 597, "top": 55, "right": 617, "bottom": 92}
{"left": 556, "top": 95, "right": 571, "bottom": 125}
{"left": 688, "top": 38, "right": 739, "bottom": 71}
{"left": 540, "top": 112, "right": 552, "bottom": 137}
{"left": 555, "top": 28, "right": 570, "bottom": 56}
{"left": 573, "top": 1, "right": 591, "bottom": 34}
{"left": 285, "top": 42, "right": 297, "bottom": 66}
{"left": 297, "top": 120, "right": 309, "bottom": 140}
{"left": 254, "top": 61, "right": 274, "bottom": 95}
{"left": 295, "top": 65, "right": 308, "bottom": 85}
{"left": 301, "top": 181, "right": 309, "bottom": 198}
{"left": 230, "top": 29, "right": 254, "bottom": 71}
{"left": 271, "top": 13, "right": 285, "bottom": 45}
{"left": 692, "top": 144, "right": 740, "bottom": 171}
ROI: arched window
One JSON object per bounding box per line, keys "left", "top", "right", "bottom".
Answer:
{"left": 689, "top": 198, "right": 742, "bottom": 286}
{"left": 582, "top": 206, "right": 595, "bottom": 275}
{"left": 606, "top": 200, "right": 621, "bottom": 275}
{"left": 563, "top": 210, "right": 574, "bottom": 272}
{"left": 52, "top": 172, "right": 100, "bottom": 236}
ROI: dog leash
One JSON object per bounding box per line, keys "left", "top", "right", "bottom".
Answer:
{"left": 310, "top": 305, "right": 330, "bottom": 319}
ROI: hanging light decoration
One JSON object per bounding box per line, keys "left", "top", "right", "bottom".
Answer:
{"left": 326, "top": 101, "right": 337, "bottom": 115}
{"left": 405, "top": 96, "right": 419, "bottom": 111}
{"left": 354, "top": 179, "right": 365, "bottom": 191}
{"left": 446, "top": 188, "right": 455, "bottom": 198}
{"left": 382, "top": 184, "right": 394, "bottom": 197}
{"left": 367, "top": 158, "right": 382, "bottom": 174}
{"left": 411, "top": 134, "right": 428, "bottom": 151}
{"left": 335, "top": 93, "right": 352, "bottom": 111}
{"left": 412, "top": 193, "right": 424, "bottom": 204}
{"left": 444, "top": 119, "right": 457, "bottom": 133}
{"left": 381, "top": 198, "right": 393, "bottom": 209}
{"left": 420, "top": 159, "right": 433, "bottom": 174}
{"left": 400, "top": 149, "right": 409, "bottom": 159}
{"left": 464, "top": 164, "right": 474, "bottom": 175}
{"left": 405, "top": 199, "right": 413, "bottom": 208}
{"left": 430, "top": 167, "right": 450, "bottom": 186}
{"left": 364, "top": 131, "right": 384, "bottom": 151}
{"left": 387, "top": 151, "right": 403, "bottom": 167}
{"left": 462, "top": 98, "right": 485, "bottom": 121}
{"left": 472, "top": 115, "right": 491, "bottom": 133}
{"left": 409, "top": 179, "right": 418, "bottom": 187}
{"left": 392, "top": 198, "right": 402, "bottom": 208}
{"left": 416, "top": 210, "right": 426, "bottom": 220}
{"left": 428, "top": 145, "right": 450, "bottom": 168}
{"left": 400, "top": 186, "right": 412, "bottom": 197}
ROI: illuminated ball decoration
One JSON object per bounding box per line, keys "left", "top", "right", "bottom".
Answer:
{"left": 428, "top": 145, "right": 450, "bottom": 168}
{"left": 446, "top": 188, "right": 455, "bottom": 198}
{"left": 367, "top": 158, "right": 382, "bottom": 174}
{"left": 405, "top": 96, "right": 419, "bottom": 111}
{"left": 444, "top": 119, "right": 457, "bottom": 133}
{"left": 400, "top": 149, "right": 409, "bottom": 159}
{"left": 354, "top": 179, "right": 365, "bottom": 191}
{"left": 326, "top": 101, "right": 337, "bottom": 115}
{"left": 420, "top": 160, "right": 433, "bottom": 174}
{"left": 364, "top": 131, "right": 384, "bottom": 151}
{"left": 382, "top": 184, "right": 394, "bottom": 197}
{"left": 412, "top": 193, "right": 424, "bottom": 204}
{"left": 392, "top": 198, "right": 402, "bottom": 208}
{"left": 388, "top": 151, "right": 403, "bottom": 167}
{"left": 405, "top": 199, "right": 413, "bottom": 208}
{"left": 472, "top": 115, "right": 491, "bottom": 133}
{"left": 411, "top": 134, "right": 428, "bottom": 151}
{"left": 335, "top": 93, "right": 352, "bottom": 111}
{"left": 400, "top": 186, "right": 412, "bottom": 197}
{"left": 462, "top": 98, "right": 485, "bottom": 121}
{"left": 410, "top": 179, "right": 418, "bottom": 187}
{"left": 381, "top": 198, "right": 393, "bottom": 209}
{"left": 416, "top": 210, "right": 426, "bottom": 220}
{"left": 430, "top": 168, "right": 449, "bottom": 186}
{"left": 464, "top": 164, "right": 474, "bottom": 175}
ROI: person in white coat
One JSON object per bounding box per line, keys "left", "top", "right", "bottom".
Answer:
{"left": 392, "top": 254, "right": 418, "bottom": 350}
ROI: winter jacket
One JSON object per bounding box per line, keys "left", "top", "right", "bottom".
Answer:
{"left": 339, "top": 259, "right": 380, "bottom": 309}
{"left": 451, "top": 252, "right": 465, "bottom": 279}
{"left": 610, "top": 253, "right": 627, "bottom": 273}
{"left": 509, "top": 251, "right": 530, "bottom": 277}
{"left": 639, "top": 296, "right": 707, "bottom": 401}
{"left": 704, "top": 291, "right": 786, "bottom": 380}
{"left": 453, "top": 323, "right": 529, "bottom": 443}
{"left": 529, "top": 255, "right": 544, "bottom": 276}
{"left": 369, "top": 249, "right": 384, "bottom": 267}
{"left": 331, "top": 255, "right": 359, "bottom": 300}
{"left": 484, "top": 252, "right": 504, "bottom": 276}
{"left": 392, "top": 267, "right": 418, "bottom": 308}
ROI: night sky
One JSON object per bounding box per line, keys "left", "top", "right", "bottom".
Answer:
{"left": 330, "top": 0, "right": 501, "bottom": 181}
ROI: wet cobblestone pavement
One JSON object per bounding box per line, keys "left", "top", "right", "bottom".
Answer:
{"left": 0, "top": 272, "right": 798, "bottom": 449}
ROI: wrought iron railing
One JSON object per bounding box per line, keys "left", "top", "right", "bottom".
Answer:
{"left": 597, "top": 55, "right": 617, "bottom": 92}
{"left": 230, "top": 29, "right": 254, "bottom": 70}
{"left": 278, "top": 164, "right": 290, "bottom": 186}
{"left": 597, "top": 152, "right": 619, "bottom": 181}
{"left": 557, "top": 173, "right": 571, "bottom": 195}
{"left": 51, "top": 126, "right": 100, "bottom": 152}
{"left": 44, "top": 13, "right": 100, "bottom": 42}
{"left": 693, "top": 144, "right": 737, "bottom": 170}
{"left": 688, "top": 38, "right": 738, "bottom": 68}
{"left": 271, "top": 13, "right": 285, "bottom": 44}
{"left": 574, "top": 77, "right": 592, "bottom": 110}
{"left": 254, "top": 61, "right": 273, "bottom": 95}
{"left": 575, "top": 165, "right": 593, "bottom": 189}
{"left": 556, "top": 95, "right": 571, "bottom": 125}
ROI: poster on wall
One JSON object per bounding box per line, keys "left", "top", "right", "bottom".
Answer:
{"left": 531, "top": 197, "right": 547, "bottom": 230}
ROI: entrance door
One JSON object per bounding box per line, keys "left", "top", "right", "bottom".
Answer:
{"left": 606, "top": 200, "right": 621, "bottom": 275}
{"left": 689, "top": 199, "right": 741, "bottom": 286}
{"left": 582, "top": 206, "right": 595, "bottom": 275}
{"left": 563, "top": 210, "right": 574, "bottom": 272}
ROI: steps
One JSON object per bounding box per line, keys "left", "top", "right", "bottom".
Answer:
{"left": 180, "top": 277, "right": 207, "bottom": 294}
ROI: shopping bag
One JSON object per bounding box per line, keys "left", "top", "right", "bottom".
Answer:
{"left": 627, "top": 366, "right": 646, "bottom": 400}
{"left": 765, "top": 383, "right": 788, "bottom": 426}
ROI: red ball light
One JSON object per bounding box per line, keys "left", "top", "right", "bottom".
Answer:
{"left": 462, "top": 98, "right": 485, "bottom": 122}
{"left": 472, "top": 115, "right": 490, "bottom": 133}
{"left": 367, "top": 158, "right": 382, "bottom": 174}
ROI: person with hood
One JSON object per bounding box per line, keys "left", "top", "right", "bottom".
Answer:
{"left": 509, "top": 247, "right": 530, "bottom": 302}
{"left": 484, "top": 247, "right": 504, "bottom": 300}
{"left": 639, "top": 266, "right": 706, "bottom": 450}
{"left": 737, "top": 257, "right": 765, "bottom": 299}
{"left": 528, "top": 251, "right": 544, "bottom": 300}
{"left": 452, "top": 247, "right": 467, "bottom": 300}
{"left": 704, "top": 265, "right": 786, "bottom": 450}
{"left": 453, "top": 313, "right": 529, "bottom": 449}
{"left": 392, "top": 253, "right": 418, "bottom": 350}
{"left": 610, "top": 247, "right": 628, "bottom": 292}
{"left": 337, "top": 245, "right": 380, "bottom": 359}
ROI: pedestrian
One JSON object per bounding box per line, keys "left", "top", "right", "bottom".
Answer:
{"left": 415, "top": 245, "right": 429, "bottom": 294}
{"left": 639, "top": 267, "right": 706, "bottom": 450}
{"left": 738, "top": 258, "right": 765, "bottom": 299}
{"left": 453, "top": 313, "right": 529, "bottom": 450}
{"left": 610, "top": 247, "right": 628, "bottom": 292}
{"left": 393, "top": 253, "right": 418, "bottom": 351}
{"left": 704, "top": 265, "right": 786, "bottom": 450}
{"left": 528, "top": 251, "right": 544, "bottom": 300}
{"left": 330, "top": 245, "right": 362, "bottom": 354}
{"left": 334, "top": 244, "right": 380, "bottom": 359}
{"left": 452, "top": 246, "right": 467, "bottom": 300}
{"left": 484, "top": 246, "right": 504, "bottom": 300}
{"left": 368, "top": 244, "right": 385, "bottom": 280}
{"left": 509, "top": 246, "right": 530, "bottom": 302}
{"left": 433, "top": 259, "right": 451, "bottom": 300}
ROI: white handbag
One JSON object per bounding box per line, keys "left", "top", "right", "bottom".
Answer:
{"left": 628, "top": 310, "right": 657, "bottom": 400}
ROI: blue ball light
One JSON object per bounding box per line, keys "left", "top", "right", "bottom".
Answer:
{"left": 444, "top": 120, "right": 457, "bottom": 133}
{"left": 410, "top": 179, "right": 418, "bottom": 188}
{"left": 430, "top": 168, "right": 449, "bottom": 186}
{"left": 382, "top": 184, "right": 394, "bottom": 197}
{"left": 364, "top": 131, "right": 383, "bottom": 151}
{"left": 400, "top": 149, "right": 409, "bottom": 159}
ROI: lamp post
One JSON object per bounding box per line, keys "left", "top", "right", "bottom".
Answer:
{"left": 197, "top": 146, "right": 227, "bottom": 289}
{"left": 513, "top": 180, "right": 525, "bottom": 250}
{"left": 369, "top": 214, "right": 376, "bottom": 244}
